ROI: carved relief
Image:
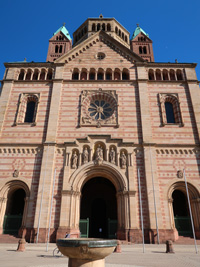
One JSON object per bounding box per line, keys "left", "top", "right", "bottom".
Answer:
{"left": 177, "top": 170, "right": 183, "bottom": 179}
{"left": 94, "top": 144, "right": 104, "bottom": 165}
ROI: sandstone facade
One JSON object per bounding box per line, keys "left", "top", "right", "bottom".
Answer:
{"left": 0, "top": 16, "right": 200, "bottom": 243}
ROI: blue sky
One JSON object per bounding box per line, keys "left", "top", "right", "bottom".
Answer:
{"left": 0, "top": 0, "right": 200, "bottom": 80}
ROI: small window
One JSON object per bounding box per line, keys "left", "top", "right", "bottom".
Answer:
{"left": 165, "top": 102, "right": 175, "bottom": 123}
{"left": 89, "top": 72, "right": 95, "bottom": 80}
{"left": 59, "top": 45, "right": 63, "bottom": 53}
{"left": 24, "top": 101, "right": 36, "bottom": 123}
{"left": 96, "top": 52, "right": 105, "bottom": 60}
{"left": 18, "top": 70, "right": 25, "bottom": 80}
{"left": 139, "top": 46, "right": 143, "bottom": 54}
{"left": 107, "top": 24, "right": 111, "bottom": 31}
{"left": 72, "top": 72, "right": 79, "bottom": 80}
{"left": 55, "top": 45, "right": 58, "bottom": 53}
{"left": 97, "top": 73, "right": 103, "bottom": 80}
{"left": 92, "top": 23, "right": 96, "bottom": 31}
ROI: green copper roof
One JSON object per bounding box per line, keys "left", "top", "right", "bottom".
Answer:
{"left": 131, "top": 24, "right": 149, "bottom": 40}
{"left": 53, "top": 25, "right": 72, "bottom": 40}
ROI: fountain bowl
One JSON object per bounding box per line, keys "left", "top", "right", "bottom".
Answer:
{"left": 56, "top": 238, "right": 117, "bottom": 267}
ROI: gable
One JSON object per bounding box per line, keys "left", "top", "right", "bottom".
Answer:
{"left": 55, "top": 31, "right": 144, "bottom": 64}
{"left": 132, "top": 32, "right": 152, "bottom": 43}
{"left": 50, "top": 31, "right": 71, "bottom": 42}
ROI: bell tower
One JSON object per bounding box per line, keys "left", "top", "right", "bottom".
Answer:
{"left": 46, "top": 23, "right": 72, "bottom": 62}
{"left": 130, "top": 24, "right": 154, "bottom": 62}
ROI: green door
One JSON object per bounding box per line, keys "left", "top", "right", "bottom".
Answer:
{"left": 3, "top": 215, "right": 23, "bottom": 235}
{"left": 79, "top": 218, "right": 89, "bottom": 238}
{"left": 174, "top": 216, "right": 192, "bottom": 237}
{"left": 108, "top": 219, "right": 117, "bottom": 239}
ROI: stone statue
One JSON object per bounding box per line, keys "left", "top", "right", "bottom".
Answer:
{"left": 13, "top": 169, "right": 19, "bottom": 177}
{"left": 72, "top": 151, "right": 78, "bottom": 169}
{"left": 120, "top": 151, "right": 127, "bottom": 169}
{"left": 110, "top": 147, "right": 115, "bottom": 164}
{"left": 95, "top": 145, "right": 103, "bottom": 165}
{"left": 83, "top": 147, "right": 89, "bottom": 164}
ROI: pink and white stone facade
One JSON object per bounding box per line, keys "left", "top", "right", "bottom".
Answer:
{"left": 0, "top": 16, "right": 200, "bottom": 243}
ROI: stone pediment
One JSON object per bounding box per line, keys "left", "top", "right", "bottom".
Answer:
{"left": 55, "top": 31, "right": 144, "bottom": 64}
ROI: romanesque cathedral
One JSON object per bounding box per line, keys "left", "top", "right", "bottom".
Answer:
{"left": 0, "top": 15, "right": 199, "bottom": 243}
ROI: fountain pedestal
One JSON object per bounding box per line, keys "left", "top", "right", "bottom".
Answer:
{"left": 56, "top": 238, "right": 117, "bottom": 267}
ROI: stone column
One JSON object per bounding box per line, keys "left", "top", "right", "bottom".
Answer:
{"left": 185, "top": 67, "right": 200, "bottom": 141}
{"left": 0, "top": 197, "right": 7, "bottom": 234}
{"left": 33, "top": 143, "right": 57, "bottom": 242}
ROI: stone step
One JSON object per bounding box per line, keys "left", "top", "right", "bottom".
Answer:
{"left": 175, "top": 236, "right": 200, "bottom": 245}
{"left": 0, "top": 234, "right": 20, "bottom": 243}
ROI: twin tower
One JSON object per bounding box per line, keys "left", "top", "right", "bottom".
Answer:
{"left": 46, "top": 15, "right": 154, "bottom": 63}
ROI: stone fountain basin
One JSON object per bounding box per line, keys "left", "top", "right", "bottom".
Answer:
{"left": 56, "top": 238, "right": 117, "bottom": 260}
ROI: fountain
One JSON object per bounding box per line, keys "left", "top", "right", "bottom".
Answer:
{"left": 56, "top": 238, "right": 117, "bottom": 267}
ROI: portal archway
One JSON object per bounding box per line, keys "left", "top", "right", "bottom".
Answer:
{"left": 0, "top": 181, "right": 30, "bottom": 236}
{"left": 80, "top": 177, "right": 117, "bottom": 238}
{"left": 168, "top": 182, "right": 200, "bottom": 238}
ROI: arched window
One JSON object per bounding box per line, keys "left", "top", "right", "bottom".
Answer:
{"left": 32, "top": 69, "right": 39, "bottom": 80}
{"left": 59, "top": 45, "right": 63, "bottom": 53}
{"left": 122, "top": 69, "right": 129, "bottom": 80}
{"left": 107, "top": 24, "right": 111, "bottom": 31}
{"left": 102, "top": 23, "right": 105, "bottom": 31}
{"left": 119, "top": 29, "right": 121, "bottom": 37}
{"left": 55, "top": 45, "right": 58, "bottom": 53}
{"left": 72, "top": 69, "right": 79, "bottom": 80}
{"left": 159, "top": 94, "right": 183, "bottom": 126}
{"left": 148, "top": 69, "right": 155, "bottom": 80}
{"left": 47, "top": 69, "right": 53, "bottom": 80}
{"left": 15, "top": 94, "right": 39, "bottom": 125}
{"left": 25, "top": 69, "right": 32, "bottom": 80}
{"left": 40, "top": 69, "right": 46, "bottom": 80}
{"left": 18, "top": 69, "right": 25, "bottom": 80}
{"left": 122, "top": 32, "right": 124, "bottom": 40}
{"left": 165, "top": 102, "right": 175, "bottom": 123}
{"left": 106, "top": 69, "right": 112, "bottom": 80}
{"left": 97, "top": 23, "right": 100, "bottom": 31}
{"left": 89, "top": 69, "right": 95, "bottom": 80}
{"left": 141, "top": 37, "right": 144, "bottom": 41}
{"left": 125, "top": 36, "right": 128, "bottom": 42}
{"left": 92, "top": 23, "right": 96, "bottom": 31}
{"left": 156, "top": 69, "right": 162, "bottom": 80}
{"left": 143, "top": 46, "right": 147, "bottom": 54}
{"left": 169, "top": 69, "right": 176, "bottom": 81}
{"left": 114, "top": 69, "right": 120, "bottom": 80}
{"left": 139, "top": 46, "right": 143, "bottom": 54}
{"left": 81, "top": 70, "right": 87, "bottom": 80}
{"left": 24, "top": 100, "right": 36, "bottom": 123}
{"left": 176, "top": 69, "right": 183, "bottom": 80}
{"left": 97, "top": 69, "right": 104, "bottom": 80}
{"left": 115, "top": 27, "right": 118, "bottom": 34}
{"left": 163, "top": 69, "right": 169, "bottom": 80}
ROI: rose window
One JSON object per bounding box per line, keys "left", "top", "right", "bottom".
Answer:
{"left": 81, "top": 90, "right": 118, "bottom": 127}
{"left": 88, "top": 100, "right": 113, "bottom": 120}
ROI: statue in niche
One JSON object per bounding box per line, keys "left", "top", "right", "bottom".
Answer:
{"left": 83, "top": 147, "right": 89, "bottom": 164}
{"left": 177, "top": 170, "right": 183, "bottom": 178}
{"left": 120, "top": 151, "right": 127, "bottom": 169}
{"left": 110, "top": 147, "right": 116, "bottom": 164}
{"left": 95, "top": 145, "right": 103, "bottom": 165}
{"left": 13, "top": 169, "right": 19, "bottom": 177}
{"left": 72, "top": 151, "right": 78, "bottom": 169}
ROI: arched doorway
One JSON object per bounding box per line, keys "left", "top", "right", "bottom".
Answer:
{"left": 3, "top": 188, "right": 26, "bottom": 235}
{"left": 172, "top": 189, "right": 192, "bottom": 237}
{"left": 80, "top": 177, "right": 117, "bottom": 238}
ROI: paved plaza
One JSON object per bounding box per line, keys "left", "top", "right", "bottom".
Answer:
{"left": 0, "top": 243, "right": 200, "bottom": 267}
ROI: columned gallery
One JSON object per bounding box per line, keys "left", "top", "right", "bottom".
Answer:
{"left": 0, "top": 16, "right": 200, "bottom": 243}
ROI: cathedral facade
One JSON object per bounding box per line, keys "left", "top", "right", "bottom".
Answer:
{"left": 0, "top": 16, "right": 200, "bottom": 243}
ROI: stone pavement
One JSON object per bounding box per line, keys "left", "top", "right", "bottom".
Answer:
{"left": 0, "top": 243, "right": 200, "bottom": 267}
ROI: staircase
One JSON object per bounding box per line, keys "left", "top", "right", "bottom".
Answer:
{"left": 175, "top": 236, "right": 200, "bottom": 245}
{"left": 0, "top": 234, "right": 20, "bottom": 243}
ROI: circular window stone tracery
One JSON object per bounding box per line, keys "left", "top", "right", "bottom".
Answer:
{"left": 88, "top": 99, "right": 113, "bottom": 120}
{"left": 81, "top": 90, "right": 118, "bottom": 127}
